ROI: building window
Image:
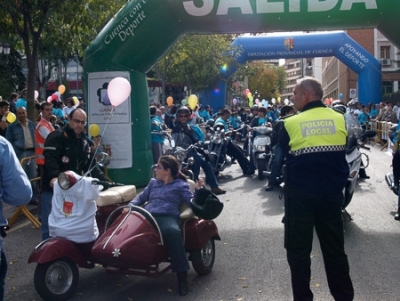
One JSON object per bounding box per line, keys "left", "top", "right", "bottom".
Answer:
{"left": 380, "top": 46, "right": 391, "bottom": 59}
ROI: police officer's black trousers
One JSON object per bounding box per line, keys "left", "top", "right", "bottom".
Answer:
{"left": 285, "top": 189, "right": 354, "bottom": 301}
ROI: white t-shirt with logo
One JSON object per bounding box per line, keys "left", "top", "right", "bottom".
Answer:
{"left": 49, "top": 172, "right": 102, "bottom": 243}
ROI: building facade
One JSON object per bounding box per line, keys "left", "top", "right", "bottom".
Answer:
{"left": 322, "top": 29, "right": 400, "bottom": 104}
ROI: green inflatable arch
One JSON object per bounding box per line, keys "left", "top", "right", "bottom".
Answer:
{"left": 84, "top": 0, "right": 400, "bottom": 186}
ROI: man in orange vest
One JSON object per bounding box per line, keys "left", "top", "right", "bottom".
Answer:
{"left": 35, "top": 102, "right": 55, "bottom": 179}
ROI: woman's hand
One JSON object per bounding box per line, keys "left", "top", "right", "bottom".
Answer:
{"left": 122, "top": 207, "right": 130, "bottom": 214}
{"left": 195, "top": 178, "right": 204, "bottom": 190}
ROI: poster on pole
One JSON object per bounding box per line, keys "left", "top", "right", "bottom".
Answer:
{"left": 349, "top": 88, "right": 357, "bottom": 99}
{"left": 88, "top": 71, "right": 132, "bottom": 169}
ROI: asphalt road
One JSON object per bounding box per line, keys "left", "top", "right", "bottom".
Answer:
{"left": 3, "top": 141, "right": 400, "bottom": 301}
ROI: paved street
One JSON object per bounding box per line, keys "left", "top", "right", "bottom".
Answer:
{"left": 3, "top": 141, "right": 400, "bottom": 301}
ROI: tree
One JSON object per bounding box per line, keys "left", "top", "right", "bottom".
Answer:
{"left": 248, "top": 61, "right": 285, "bottom": 101}
{"left": 0, "top": 0, "right": 126, "bottom": 120}
{"left": 151, "top": 34, "right": 235, "bottom": 104}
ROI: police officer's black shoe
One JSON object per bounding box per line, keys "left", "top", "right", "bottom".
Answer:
{"left": 265, "top": 184, "right": 274, "bottom": 191}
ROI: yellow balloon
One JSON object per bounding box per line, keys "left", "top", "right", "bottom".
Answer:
{"left": 6, "top": 112, "right": 16, "bottom": 123}
{"left": 187, "top": 94, "right": 198, "bottom": 110}
{"left": 58, "top": 85, "right": 66, "bottom": 95}
{"left": 89, "top": 124, "right": 100, "bottom": 137}
{"left": 72, "top": 96, "right": 79, "bottom": 106}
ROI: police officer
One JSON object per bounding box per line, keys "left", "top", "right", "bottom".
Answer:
{"left": 40, "top": 108, "right": 109, "bottom": 240}
{"left": 279, "top": 77, "right": 354, "bottom": 301}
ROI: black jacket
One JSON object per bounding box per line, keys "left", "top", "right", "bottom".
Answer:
{"left": 42, "top": 124, "right": 107, "bottom": 191}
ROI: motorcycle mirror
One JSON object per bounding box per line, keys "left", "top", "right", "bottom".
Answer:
{"left": 58, "top": 171, "right": 77, "bottom": 190}
{"left": 97, "top": 152, "right": 111, "bottom": 167}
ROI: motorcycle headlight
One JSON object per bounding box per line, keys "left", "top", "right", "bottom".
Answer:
{"left": 212, "top": 135, "right": 222, "bottom": 144}
{"left": 58, "top": 171, "right": 77, "bottom": 190}
{"left": 187, "top": 156, "right": 195, "bottom": 166}
{"left": 174, "top": 147, "right": 187, "bottom": 162}
{"left": 255, "top": 145, "right": 265, "bottom": 152}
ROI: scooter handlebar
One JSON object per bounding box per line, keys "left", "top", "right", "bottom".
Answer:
{"left": 92, "top": 180, "right": 124, "bottom": 189}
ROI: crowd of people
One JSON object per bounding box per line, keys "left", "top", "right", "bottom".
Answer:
{"left": 1, "top": 81, "right": 396, "bottom": 299}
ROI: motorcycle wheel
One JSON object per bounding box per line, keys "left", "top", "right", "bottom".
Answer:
{"left": 34, "top": 258, "right": 79, "bottom": 301}
{"left": 258, "top": 159, "right": 267, "bottom": 180}
{"left": 190, "top": 239, "right": 215, "bottom": 275}
{"left": 209, "top": 154, "right": 219, "bottom": 176}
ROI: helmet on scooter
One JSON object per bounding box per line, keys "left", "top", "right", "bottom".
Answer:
{"left": 191, "top": 188, "right": 224, "bottom": 220}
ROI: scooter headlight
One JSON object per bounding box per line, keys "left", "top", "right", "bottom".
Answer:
{"left": 58, "top": 171, "right": 77, "bottom": 190}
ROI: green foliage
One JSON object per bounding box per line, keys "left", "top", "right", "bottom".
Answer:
{"left": 152, "top": 34, "right": 235, "bottom": 99}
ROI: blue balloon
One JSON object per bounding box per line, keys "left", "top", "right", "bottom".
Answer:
{"left": 339, "top": 93, "right": 344, "bottom": 99}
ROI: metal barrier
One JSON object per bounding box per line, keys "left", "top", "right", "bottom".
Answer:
{"left": 8, "top": 156, "right": 41, "bottom": 228}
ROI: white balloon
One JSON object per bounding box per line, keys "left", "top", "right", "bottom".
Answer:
{"left": 271, "top": 98, "right": 276, "bottom": 104}
{"left": 107, "top": 77, "right": 131, "bottom": 107}
{"left": 284, "top": 98, "right": 289, "bottom": 105}
{"left": 34, "top": 90, "right": 39, "bottom": 99}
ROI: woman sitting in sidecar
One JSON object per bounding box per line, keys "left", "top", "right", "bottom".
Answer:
{"left": 126, "top": 155, "right": 203, "bottom": 296}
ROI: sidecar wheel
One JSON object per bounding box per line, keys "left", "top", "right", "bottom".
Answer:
{"left": 190, "top": 239, "right": 215, "bottom": 275}
{"left": 34, "top": 258, "right": 79, "bottom": 301}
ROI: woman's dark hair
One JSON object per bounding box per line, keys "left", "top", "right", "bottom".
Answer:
{"left": 158, "top": 155, "right": 187, "bottom": 181}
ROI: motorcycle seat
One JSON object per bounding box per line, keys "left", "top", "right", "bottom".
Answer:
{"left": 96, "top": 185, "right": 137, "bottom": 207}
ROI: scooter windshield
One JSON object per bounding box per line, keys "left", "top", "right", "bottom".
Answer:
{"left": 344, "top": 113, "right": 362, "bottom": 153}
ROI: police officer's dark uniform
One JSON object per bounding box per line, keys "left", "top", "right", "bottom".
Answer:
{"left": 279, "top": 100, "right": 354, "bottom": 301}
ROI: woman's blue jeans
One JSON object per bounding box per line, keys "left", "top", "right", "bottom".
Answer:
{"left": 153, "top": 215, "right": 189, "bottom": 273}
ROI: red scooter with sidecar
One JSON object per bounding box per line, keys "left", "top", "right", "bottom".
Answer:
{"left": 28, "top": 168, "right": 221, "bottom": 301}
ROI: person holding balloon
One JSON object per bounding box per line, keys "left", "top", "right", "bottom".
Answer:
{"left": 40, "top": 108, "right": 109, "bottom": 241}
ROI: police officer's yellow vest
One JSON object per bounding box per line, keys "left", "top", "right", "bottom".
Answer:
{"left": 284, "top": 107, "right": 347, "bottom": 156}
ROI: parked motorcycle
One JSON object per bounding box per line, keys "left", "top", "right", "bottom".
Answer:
{"left": 343, "top": 113, "right": 376, "bottom": 211}
{"left": 153, "top": 130, "right": 195, "bottom": 180}
{"left": 204, "top": 126, "right": 233, "bottom": 176}
{"left": 247, "top": 124, "right": 273, "bottom": 180}
{"left": 28, "top": 157, "right": 220, "bottom": 301}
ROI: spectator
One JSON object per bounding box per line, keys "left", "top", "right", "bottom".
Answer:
{"left": 6, "top": 107, "right": 37, "bottom": 204}
{"left": 0, "top": 101, "right": 10, "bottom": 137}
{"left": 0, "top": 136, "right": 32, "bottom": 300}
{"left": 15, "top": 89, "right": 27, "bottom": 109}
{"left": 8, "top": 92, "right": 18, "bottom": 114}
{"left": 35, "top": 102, "right": 55, "bottom": 179}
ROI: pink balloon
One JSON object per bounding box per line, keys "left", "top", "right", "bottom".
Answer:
{"left": 107, "top": 77, "right": 131, "bottom": 107}
{"left": 255, "top": 98, "right": 260, "bottom": 104}
{"left": 233, "top": 98, "right": 237, "bottom": 105}
{"left": 47, "top": 96, "right": 52, "bottom": 103}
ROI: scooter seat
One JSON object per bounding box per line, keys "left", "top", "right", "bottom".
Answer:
{"left": 96, "top": 185, "right": 137, "bottom": 207}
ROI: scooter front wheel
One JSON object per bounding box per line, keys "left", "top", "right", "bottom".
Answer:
{"left": 190, "top": 239, "right": 215, "bottom": 276}
{"left": 34, "top": 258, "right": 79, "bottom": 301}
